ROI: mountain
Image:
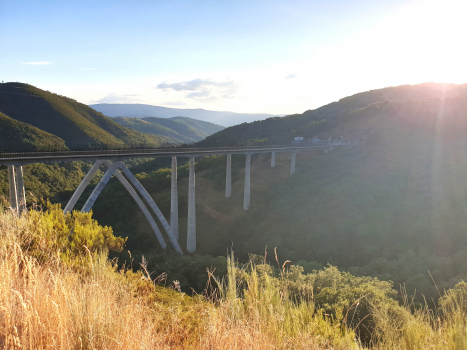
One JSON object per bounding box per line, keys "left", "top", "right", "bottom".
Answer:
{"left": 89, "top": 103, "right": 281, "bottom": 127}
{"left": 0, "top": 111, "right": 67, "bottom": 151}
{"left": 113, "top": 116, "right": 225, "bottom": 144}
{"left": 0, "top": 83, "right": 174, "bottom": 149}
{"left": 4, "top": 81, "right": 467, "bottom": 301}
{"left": 198, "top": 82, "right": 467, "bottom": 147}
{"left": 86, "top": 82, "right": 467, "bottom": 301}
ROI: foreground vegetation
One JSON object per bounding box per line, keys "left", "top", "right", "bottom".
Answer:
{"left": 2, "top": 206, "right": 467, "bottom": 349}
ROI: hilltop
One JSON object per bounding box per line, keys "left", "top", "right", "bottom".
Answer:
{"left": 113, "top": 116, "right": 224, "bottom": 143}
{"left": 0, "top": 83, "right": 173, "bottom": 150}
{"left": 90, "top": 103, "right": 281, "bottom": 126}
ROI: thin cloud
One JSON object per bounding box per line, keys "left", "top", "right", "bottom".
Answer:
{"left": 186, "top": 90, "right": 211, "bottom": 99}
{"left": 286, "top": 74, "right": 297, "bottom": 79}
{"left": 90, "top": 93, "right": 141, "bottom": 104}
{"left": 162, "top": 101, "right": 188, "bottom": 106}
{"left": 157, "top": 78, "right": 237, "bottom": 101}
{"left": 22, "top": 61, "right": 53, "bottom": 65}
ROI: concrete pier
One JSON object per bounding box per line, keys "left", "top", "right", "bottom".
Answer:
{"left": 64, "top": 160, "right": 104, "bottom": 213}
{"left": 290, "top": 152, "right": 296, "bottom": 176}
{"left": 187, "top": 157, "right": 196, "bottom": 252}
{"left": 243, "top": 154, "right": 251, "bottom": 210}
{"left": 171, "top": 156, "right": 179, "bottom": 239}
{"left": 15, "top": 166, "right": 26, "bottom": 215}
{"left": 271, "top": 151, "right": 276, "bottom": 167}
{"left": 225, "top": 154, "right": 232, "bottom": 198}
{"left": 8, "top": 165, "right": 17, "bottom": 210}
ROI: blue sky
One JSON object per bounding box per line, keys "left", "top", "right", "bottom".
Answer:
{"left": 1, "top": 0, "right": 467, "bottom": 115}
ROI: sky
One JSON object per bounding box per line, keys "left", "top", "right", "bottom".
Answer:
{"left": 1, "top": 0, "right": 467, "bottom": 115}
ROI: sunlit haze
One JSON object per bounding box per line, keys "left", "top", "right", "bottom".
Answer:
{"left": 1, "top": 0, "right": 466, "bottom": 116}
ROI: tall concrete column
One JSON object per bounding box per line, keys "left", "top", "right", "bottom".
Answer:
{"left": 243, "top": 154, "right": 251, "bottom": 210}
{"left": 271, "top": 151, "right": 276, "bottom": 167}
{"left": 8, "top": 165, "right": 17, "bottom": 210}
{"left": 15, "top": 166, "right": 26, "bottom": 215}
{"left": 187, "top": 157, "right": 196, "bottom": 253}
{"left": 171, "top": 156, "right": 179, "bottom": 240}
{"left": 225, "top": 154, "right": 232, "bottom": 198}
{"left": 290, "top": 152, "right": 296, "bottom": 176}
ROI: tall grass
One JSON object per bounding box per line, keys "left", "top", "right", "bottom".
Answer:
{"left": 371, "top": 284, "right": 467, "bottom": 349}
{"left": 2, "top": 208, "right": 467, "bottom": 349}
{"left": 0, "top": 209, "right": 359, "bottom": 349}
{"left": 203, "top": 250, "right": 359, "bottom": 349}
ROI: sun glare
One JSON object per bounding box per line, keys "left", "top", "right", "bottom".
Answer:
{"left": 362, "top": 0, "right": 467, "bottom": 84}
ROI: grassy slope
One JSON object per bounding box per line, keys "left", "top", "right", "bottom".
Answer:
{"left": 0, "top": 111, "right": 66, "bottom": 151}
{"left": 169, "top": 116, "right": 225, "bottom": 136}
{"left": 113, "top": 117, "right": 192, "bottom": 143}
{"left": 0, "top": 83, "right": 171, "bottom": 149}
{"left": 113, "top": 116, "right": 224, "bottom": 143}
{"left": 140, "top": 116, "right": 224, "bottom": 142}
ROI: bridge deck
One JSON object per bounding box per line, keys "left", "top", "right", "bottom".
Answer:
{"left": 0, "top": 144, "right": 332, "bottom": 165}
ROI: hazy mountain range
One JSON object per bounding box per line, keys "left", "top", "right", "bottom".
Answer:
{"left": 89, "top": 103, "right": 282, "bottom": 127}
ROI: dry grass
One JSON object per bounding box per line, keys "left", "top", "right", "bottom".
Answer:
{"left": 370, "top": 286, "right": 467, "bottom": 350}
{"left": 0, "top": 209, "right": 359, "bottom": 350}
{"left": 6, "top": 207, "right": 466, "bottom": 349}
{"left": 3, "top": 207, "right": 467, "bottom": 349}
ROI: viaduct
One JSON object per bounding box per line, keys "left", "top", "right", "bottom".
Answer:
{"left": 0, "top": 140, "right": 362, "bottom": 255}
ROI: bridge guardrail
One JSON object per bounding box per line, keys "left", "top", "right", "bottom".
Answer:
{"left": 0, "top": 143, "right": 333, "bottom": 161}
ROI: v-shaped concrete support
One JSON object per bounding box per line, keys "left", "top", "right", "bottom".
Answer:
{"left": 110, "top": 162, "right": 182, "bottom": 255}
{"left": 81, "top": 162, "right": 119, "bottom": 213}
{"left": 78, "top": 162, "right": 169, "bottom": 250}
{"left": 64, "top": 160, "right": 104, "bottom": 214}
{"left": 71, "top": 160, "right": 182, "bottom": 253}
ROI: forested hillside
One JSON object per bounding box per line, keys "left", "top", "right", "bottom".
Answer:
{"left": 0, "top": 112, "right": 66, "bottom": 150}
{"left": 198, "top": 82, "right": 467, "bottom": 146}
{"left": 0, "top": 83, "right": 173, "bottom": 150}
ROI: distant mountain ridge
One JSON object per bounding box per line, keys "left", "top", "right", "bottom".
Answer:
{"left": 90, "top": 103, "right": 282, "bottom": 127}
{"left": 0, "top": 83, "right": 174, "bottom": 150}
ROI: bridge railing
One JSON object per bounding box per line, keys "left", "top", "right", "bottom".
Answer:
{"left": 0, "top": 143, "right": 332, "bottom": 160}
